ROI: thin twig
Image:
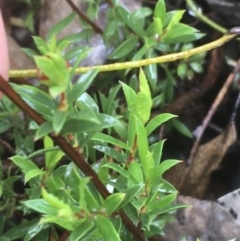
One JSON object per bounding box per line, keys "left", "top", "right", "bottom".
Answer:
{"left": 187, "top": 58, "right": 240, "bottom": 164}
{"left": 9, "top": 30, "right": 240, "bottom": 78}
{"left": 0, "top": 138, "right": 15, "bottom": 155}
{"left": 65, "top": 0, "right": 103, "bottom": 34}
{"left": 230, "top": 75, "right": 240, "bottom": 123}
{"left": 185, "top": 0, "right": 226, "bottom": 33}
{"left": 0, "top": 75, "right": 146, "bottom": 241}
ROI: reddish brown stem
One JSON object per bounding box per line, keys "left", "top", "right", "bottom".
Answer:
{"left": 0, "top": 75, "right": 146, "bottom": 241}
{"left": 65, "top": 0, "right": 103, "bottom": 34}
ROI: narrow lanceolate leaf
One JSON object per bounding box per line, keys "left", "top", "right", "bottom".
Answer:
{"left": 154, "top": 159, "right": 181, "bottom": 176}
{"left": 96, "top": 215, "right": 121, "bottom": 241}
{"left": 25, "top": 169, "right": 43, "bottom": 183}
{"left": 102, "top": 193, "right": 125, "bottom": 215}
{"left": 120, "top": 81, "right": 137, "bottom": 115}
{"left": 47, "top": 12, "right": 76, "bottom": 39}
{"left": 108, "top": 36, "right": 138, "bottom": 59}
{"left": 150, "top": 140, "right": 166, "bottom": 166}
{"left": 69, "top": 219, "right": 95, "bottom": 241}
{"left": 103, "top": 163, "right": 129, "bottom": 178}
{"left": 128, "top": 161, "right": 143, "bottom": 184}
{"left": 67, "top": 69, "right": 98, "bottom": 105}
{"left": 154, "top": 0, "right": 166, "bottom": 21}
{"left": 53, "top": 109, "right": 68, "bottom": 134}
{"left": 35, "top": 122, "right": 53, "bottom": 140}
{"left": 146, "top": 113, "right": 176, "bottom": 136}
{"left": 40, "top": 215, "right": 74, "bottom": 231}
{"left": 41, "top": 188, "right": 74, "bottom": 219}
{"left": 166, "top": 10, "right": 185, "bottom": 32}
{"left": 172, "top": 118, "right": 193, "bottom": 138}
{"left": 94, "top": 145, "right": 126, "bottom": 163}
{"left": 135, "top": 69, "right": 153, "bottom": 123}
{"left": 22, "top": 199, "right": 58, "bottom": 215}
{"left": 116, "top": 6, "right": 146, "bottom": 38}
{"left": 135, "top": 117, "right": 153, "bottom": 179}
{"left": 92, "top": 133, "right": 130, "bottom": 150}
{"left": 10, "top": 156, "right": 39, "bottom": 173}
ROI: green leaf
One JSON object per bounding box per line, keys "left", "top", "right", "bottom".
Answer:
{"left": 79, "top": 177, "right": 91, "bottom": 213}
{"left": 25, "top": 169, "right": 43, "bottom": 183}
{"left": 34, "top": 54, "right": 69, "bottom": 90}
{"left": 41, "top": 188, "right": 75, "bottom": 218}
{"left": 61, "top": 114, "right": 119, "bottom": 134}
{"left": 150, "top": 140, "right": 165, "bottom": 166}
{"left": 44, "top": 135, "right": 59, "bottom": 170}
{"left": 35, "top": 122, "right": 53, "bottom": 140}
{"left": 128, "top": 114, "right": 136, "bottom": 147}
{"left": 2, "top": 219, "right": 40, "bottom": 240}
{"left": 146, "top": 113, "right": 176, "bottom": 136}
{"left": 11, "top": 84, "right": 55, "bottom": 118}
{"left": 102, "top": 193, "right": 125, "bottom": 215}
{"left": 146, "top": 17, "right": 163, "bottom": 36}
{"left": 40, "top": 215, "right": 74, "bottom": 231}
{"left": 155, "top": 159, "right": 181, "bottom": 176}
{"left": 105, "top": 84, "right": 121, "bottom": 115}
{"left": 33, "top": 36, "right": 48, "bottom": 54}
{"left": 22, "top": 199, "right": 58, "bottom": 215}
{"left": 64, "top": 46, "right": 89, "bottom": 62}
{"left": 46, "top": 176, "right": 64, "bottom": 193}
{"left": 135, "top": 117, "right": 153, "bottom": 179}
{"left": 154, "top": 0, "right": 166, "bottom": 21}
{"left": 128, "top": 161, "right": 143, "bottom": 184}
{"left": 103, "top": 163, "right": 129, "bottom": 178}
{"left": 67, "top": 70, "right": 98, "bottom": 105}
{"left": 21, "top": 47, "right": 38, "bottom": 60}
{"left": 147, "top": 193, "right": 177, "bottom": 212}
{"left": 149, "top": 203, "right": 188, "bottom": 216}
{"left": 46, "top": 150, "right": 64, "bottom": 173}
{"left": 166, "top": 10, "right": 185, "bottom": 32}
{"left": 94, "top": 145, "right": 126, "bottom": 163}
{"left": 76, "top": 92, "right": 99, "bottom": 113}
{"left": 145, "top": 50, "right": 158, "bottom": 89}
{"left": 119, "top": 184, "right": 144, "bottom": 209}
{"left": 135, "top": 69, "right": 152, "bottom": 123}
{"left": 69, "top": 219, "right": 95, "bottom": 241}
{"left": 108, "top": 36, "right": 138, "bottom": 59}
{"left": 111, "top": 216, "right": 122, "bottom": 234}
{"left": 161, "top": 23, "right": 204, "bottom": 44}
{"left": 96, "top": 215, "right": 121, "bottom": 241}
{"left": 53, "top": 109, "right": 68, "bottom": 134}
{"left": 65, "top": 165, "right": 101, "bottom": 210}
{"left": 132, "top": 7, "right": 152, "bottom": 19}
{"left": 172, "top": 118, "right": 193, "bottom": 138}
{"left": 47, "top": 13, "right": 76, "bottom": 39}
{"left": 125, "top": 45, "right": 147, "bottom": 75}
{"left": 92, "top": 133, "right": 130, "bottom": 150}
{"left": 10, "top": 155, "right": 39, "bottom": 173}
{"left": 177, "top": 63, "right": 187, "bottom": 79}
{"left": 120, "top": 81, "right": 137, "bottom": 114}
{"left": 23, "top": 224, "right": 49, "bottom": 241}
{"left": 103, "top": 19, "right": 119, "bottom": 42}
{"left": 190, "top": 61, "right": 203, "bottom": 73}
{"left": 116, "top": 6, "right": 146, "bottom": 38}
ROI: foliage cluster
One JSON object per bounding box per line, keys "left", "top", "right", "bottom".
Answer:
{"left": 0, "top": 0, "right": 205, "bottom": 240}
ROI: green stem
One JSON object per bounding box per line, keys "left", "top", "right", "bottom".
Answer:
{"left": 185, "top": 0, "right": 227, "bottom": 33}
{"left": 9, "top": 29, "right": 240, "bottom": 78}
